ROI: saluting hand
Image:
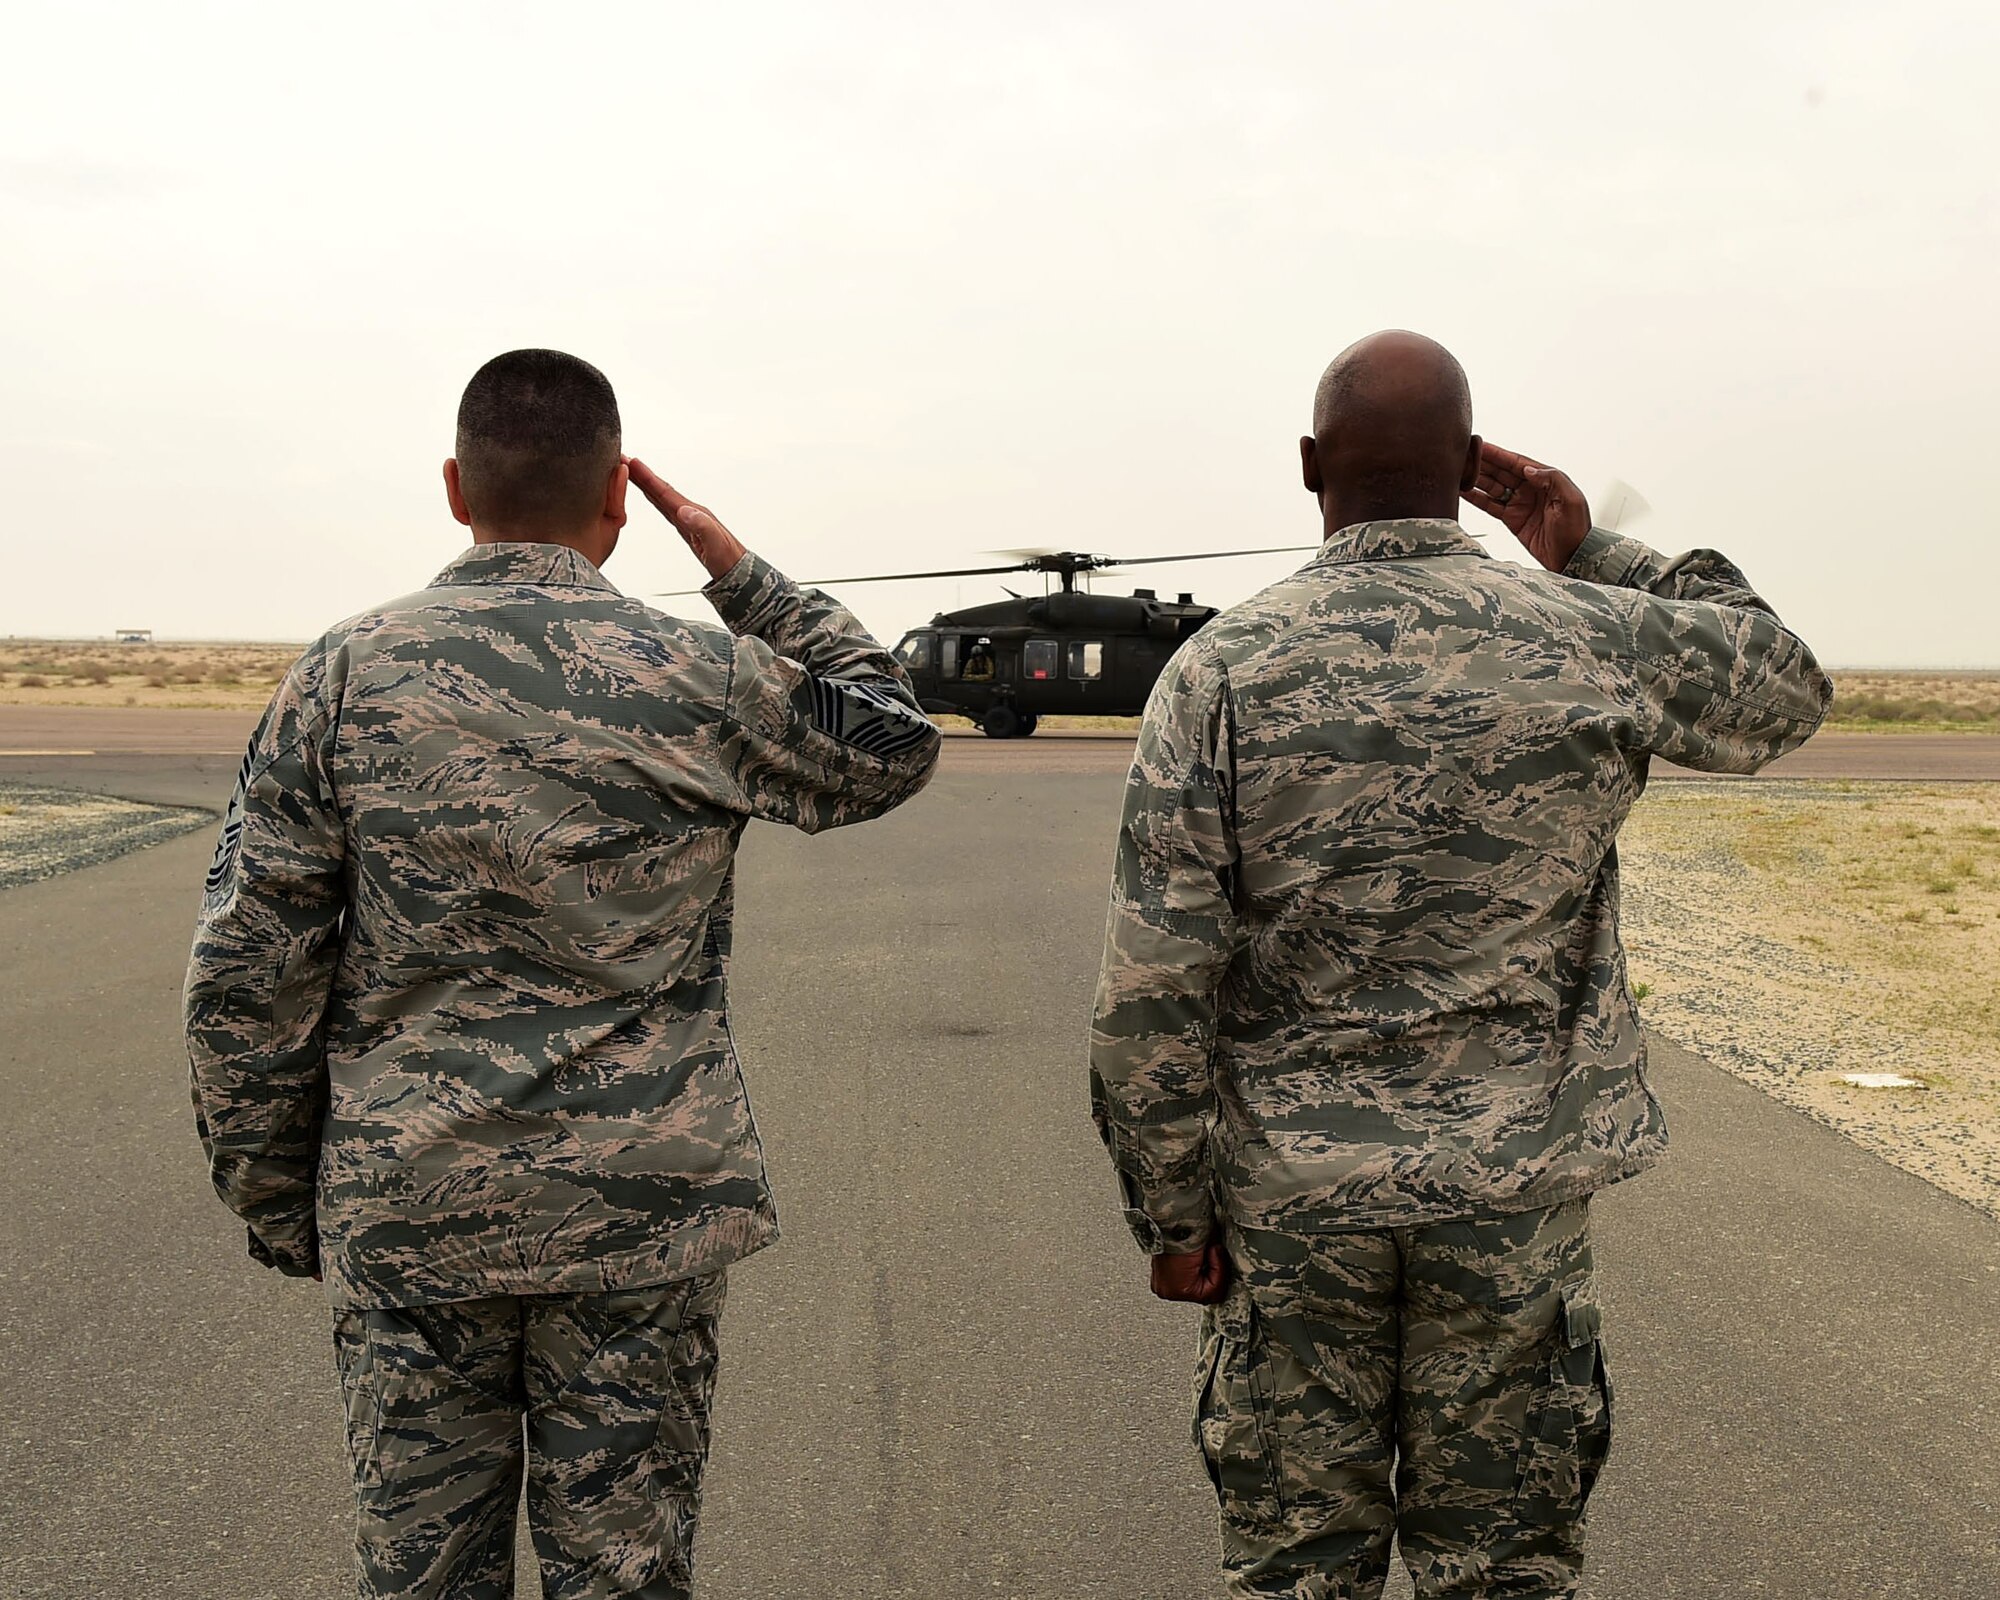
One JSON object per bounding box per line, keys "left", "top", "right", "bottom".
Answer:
{"left": 627, "top": 456, "right": 749, "bottom": 581}
{"left": 1463, "top": 441, "right": 1593, "bottom": 573}
{"left": 1151, "top": 1238, "right": 1232, "bottom": 1304}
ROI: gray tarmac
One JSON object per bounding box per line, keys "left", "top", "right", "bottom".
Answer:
{"left": 6, "top": 704, "right": 2000, "bottom": 783}
{"left": 1, "top": 743, "right": 1996, "bottom": 1599}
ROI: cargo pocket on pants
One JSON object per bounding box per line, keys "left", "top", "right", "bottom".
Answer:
{"left": 1512, "top": 1286, "right": 1613, "bottom": 1531}
{"left": 331, "top": 1312, "right": 383, "bottom": 1491}
{"left": 647, "top": 1272, "right": 728, "bottom": 1544}
{"left": 1194, "top": 1287, "right": 1287, "bottom": 1531}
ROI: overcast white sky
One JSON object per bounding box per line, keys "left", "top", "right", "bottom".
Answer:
{"left": 3, "top": 1, "right": 1995, "bottom": 664}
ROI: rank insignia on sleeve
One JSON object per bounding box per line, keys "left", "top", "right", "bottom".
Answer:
{"left": 203, "top": 814, "right": 244, "bottom": 914}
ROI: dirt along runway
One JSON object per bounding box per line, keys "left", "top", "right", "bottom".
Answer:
{"left": 3, "top": 717, "right": 1999, "bottom": 1598}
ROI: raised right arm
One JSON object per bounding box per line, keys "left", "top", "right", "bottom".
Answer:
{"left": 1466, "top": 440, "right": 1832, "bottom": 776}
{"left": 1565, "top": 528, "right": 1833, "bottom": 774}
{"left": 705, "top": 551, "right": 941, "bottom": 831}
{"left": 627, "top": 457, "right": 940, "bottom": 830}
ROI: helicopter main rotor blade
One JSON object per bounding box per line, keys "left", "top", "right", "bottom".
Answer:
{"left": 652, "top": 561, "right": 1035, "bottom": 598}
{"left": 795, "top": 562, "right": 1035, "bottom": 585}
{"left": 1096, "top": 544, "right": 1318, "bottom": 569}
{"left": 653, "top": 544, "right": 1315, "bottom": 598}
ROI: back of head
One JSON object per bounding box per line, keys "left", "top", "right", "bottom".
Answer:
{"left": 455, "top": 350, "right": 621, "bottom": 539}
{"left": 1310, "top": 331, "right": 1473, "bottom": 522}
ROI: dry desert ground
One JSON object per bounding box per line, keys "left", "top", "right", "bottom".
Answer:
{"left": 4, "top": 645, "right": 1997, "bottom": 732}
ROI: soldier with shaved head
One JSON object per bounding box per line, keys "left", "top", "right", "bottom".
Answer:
{"left": 1090, "top": 330, "right": 1831, "bottom": 1596}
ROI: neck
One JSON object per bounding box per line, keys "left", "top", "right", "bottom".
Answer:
{"left": 471, "top": 527, "right": 607, "bottom": 564}
{"left": 1319, "top": 489, "right": 1458, "bottom": 540}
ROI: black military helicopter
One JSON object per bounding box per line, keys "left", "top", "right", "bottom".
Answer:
{"left": 676, "top": 479, "right": 1656, "bottom": 736}
{"left": 767, "top": 544, "right": 1312, "bottom": 738}
{"left": 672, "top": 482, "right": 1653, "bottom": 737}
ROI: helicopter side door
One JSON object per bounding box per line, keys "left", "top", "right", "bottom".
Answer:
{"left": 1020, "top": 638, "right": 1058, "bottom": 701}
{"left": 1061, "top": 637, "right": 1111, "bottom": 714}
{"left": 1113, "top": 635, "right": 1174, "bottom": 716}
{"left": 931, "top": 631, "right": 1004, "bottom": 716}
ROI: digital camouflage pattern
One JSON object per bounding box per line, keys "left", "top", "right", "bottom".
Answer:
{"left": 187, "top": 542, "right": 939, "bottom": 1307}
{"left": 334, "top": 1271, "right": 727, "bottom": 1599}
{"left": 1091, "top": 521, "right": 1832, "bottom": 1252}
{"left": 1204, "top": 1202, "right": 1606, "bottom": 1598}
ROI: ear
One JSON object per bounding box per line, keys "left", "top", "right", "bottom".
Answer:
{"left": 443, "top": 459, "right": 472, "bottom": 527}
{"left": 603, "top": 457, "right": 629, "bottom": 531}
{"left": 1460, "top": 433, "right": 1483, "bottom": 494}
{"left": 1299, "top": 436, "right": 1322, "bottom": 496}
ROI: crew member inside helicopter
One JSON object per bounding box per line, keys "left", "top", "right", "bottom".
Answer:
{"left": 963, "top": 638, "right": 996, "bottom": 681}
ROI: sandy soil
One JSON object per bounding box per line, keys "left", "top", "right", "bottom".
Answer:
{"left": 1621, "top": 780, "right": 2000, "bottom": 1215}
{"left": 0, "top": 640, "right": 298, "bottom": 710}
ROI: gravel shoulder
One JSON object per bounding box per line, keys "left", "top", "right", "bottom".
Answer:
{"left": 0, "top": 782, "right": 211, "bottom": 890}
{"left": 1622, "top": 779, "right": 2000, "bottom": 1217}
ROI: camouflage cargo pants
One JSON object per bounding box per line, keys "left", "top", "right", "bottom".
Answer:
{"left": 332, "top": 1272, "right": 727, "bottom": 1600}
{"left": 1198, "top": 1200, "right": 1609, "bottom": 1599}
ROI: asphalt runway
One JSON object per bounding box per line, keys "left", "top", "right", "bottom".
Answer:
{"left": 5, "top": 704, "right": 2000, "bottom": 782}
{"left": 2, "top": 743, "right": 1997, "bottom": 1599}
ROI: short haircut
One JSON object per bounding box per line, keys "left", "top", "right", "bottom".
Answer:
{"left": 454, "top": 349, "right": 621, "bottom": 536}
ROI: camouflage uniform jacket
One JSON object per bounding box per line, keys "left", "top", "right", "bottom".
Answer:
{"left": 1090, "top": 520, "right": 1831, "bottom": 1253}
{"left": 186, "top": 543, "right": 940, "bottom": 1307}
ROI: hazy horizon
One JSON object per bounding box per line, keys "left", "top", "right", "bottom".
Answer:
{"left": 4, "top": 3, "right": 1996, "bottom": 666}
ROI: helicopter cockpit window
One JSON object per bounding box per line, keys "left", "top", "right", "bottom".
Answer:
{"left": 940, "top": 635, "right": 960, "bottom": 678}
{"left": 895, "top": 631, "right": 935, "bottom": 671}
{"left": 1023, "top": 639, "right": 1057, "bottom": 681}
{"left": 1066, "top": 641, "right": 1105, "bottom": 681}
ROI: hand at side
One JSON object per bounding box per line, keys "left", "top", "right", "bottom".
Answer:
{"left": 1151, "top": 1237, "right": 1232, "bottom": 1303}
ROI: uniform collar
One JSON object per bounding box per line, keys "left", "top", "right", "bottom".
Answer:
{"left": 1310, "top": 518, "right": 1486, "bottom": 567}
{"left": 429, "top": 542, "right": 619, "bottom": 592}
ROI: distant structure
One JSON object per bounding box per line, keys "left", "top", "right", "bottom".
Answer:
{"left": 115, "top": 628, "right": 153, "bottom": 644}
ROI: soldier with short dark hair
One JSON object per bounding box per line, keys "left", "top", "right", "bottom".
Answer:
{"left": 186, "top": 348, "right": 940, "bottom": 1598}
{"left": 1090, "top": 330, "right": 1831, "bottom": 1597}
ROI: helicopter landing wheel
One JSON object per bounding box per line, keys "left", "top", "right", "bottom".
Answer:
{"left": 1016, "top": 714, "right": 1039, "bottom": 737}
{"left": 980, "top": 705, "right": 1020, "bottom": 739}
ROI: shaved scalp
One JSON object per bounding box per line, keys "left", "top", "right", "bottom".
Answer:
{"left": 1310, "top": 330, "right": 1474, "bottom": 519}
{"left": 455, "top": 349, "right": 621, "bottom": 537}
